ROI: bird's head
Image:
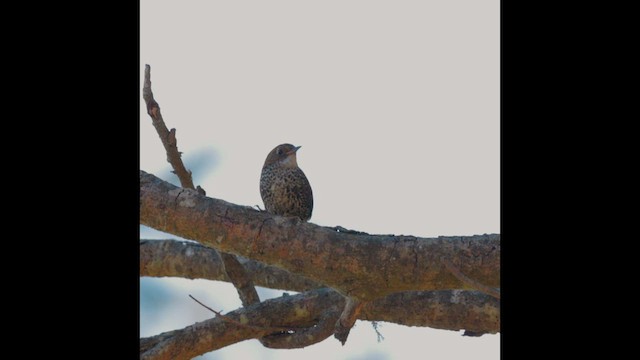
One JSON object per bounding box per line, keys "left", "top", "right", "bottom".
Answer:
{"left": 263, "top": 143, "right": 302, "bottom": 168}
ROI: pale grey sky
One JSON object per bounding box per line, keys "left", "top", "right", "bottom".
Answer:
{"left": 141, "top": 1, "right": 499, "bottom": 358}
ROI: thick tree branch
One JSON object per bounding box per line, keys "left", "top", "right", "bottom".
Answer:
{"left": 140, "top": 239, "right": 323, "bottom": 291}
{"left": 140, "top": 239, "right": 499, "bottom": 339}
{"left": 140, "top": 288, "right": 499, "bottom": 359}
{"left": 359, "top": 290, "right": 499, "bottom": 332}
{"left": 140, "top": 239, "right": 500, "bottom": 354}
{"left": 140, "top": 170, "right": 500, "bottom": 301}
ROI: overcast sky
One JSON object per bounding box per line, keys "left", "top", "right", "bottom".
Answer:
{"left": 140, "top": 1, "right": 499, "bottom": 359}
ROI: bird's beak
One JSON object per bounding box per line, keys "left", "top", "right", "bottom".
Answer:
{"left": 288, "top": 146, "right": 301, "bottom": 155}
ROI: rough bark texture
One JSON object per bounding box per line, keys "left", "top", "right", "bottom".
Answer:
{"left": 140, "top": 288, "right": 499, "bottom": 360}
{"left": 140, "top": 170, "right": 500, "bottom": 301}
{"left": 140, "top": 239, "right": 323, "bottom": 292}
{"left": 360, "top": 289, "right": 500, "bottom": 332}
{"left": 140, "top": 238, "right": 500, "bottom": 340}
{"left": 140, "top": 289, "right": 342, "bottom": 360}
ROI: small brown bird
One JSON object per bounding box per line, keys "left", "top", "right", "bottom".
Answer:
{"left": 260, "top": 143, "right": 313, "bottom": 221}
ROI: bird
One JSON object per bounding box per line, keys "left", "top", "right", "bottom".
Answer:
{"left": 260, "top": 143, "right": 313, "bottom": 221}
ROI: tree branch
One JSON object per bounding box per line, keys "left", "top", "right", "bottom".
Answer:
{"left": 140, "top": 239, "right": 323, "bottom": 292}
{"left": 140, "top": 288, "right": 340, "bottom": 360}
{"left": 143, "top": 64, "right": 195, "bottom": 190}
{"left": 334, "top": 296, "right": 363, "bottom": 345}
{"left": 143, "top": 64, "right": 261, "bottom": 312}
{"left": 140, "top": 288, "right": 499, "bottom": 359}
{"left": 219, "top": 252, "right": 261, "bottom": 306}
{"left": 140, "top": 170, "right": 500, "bottom": 301}
{"left": 140, "top": 238, "right": 499, "bottom": 340}
{"left": 359, "top": 289, "right": 499, "bottom": 333}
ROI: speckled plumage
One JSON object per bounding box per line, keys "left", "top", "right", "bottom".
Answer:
{"left": 260, "top": 144, "right": 313, "bottom": 221}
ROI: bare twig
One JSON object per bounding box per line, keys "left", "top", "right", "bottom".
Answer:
{"left": 441, "top": 258, "right": 501, "bottom": 299}
{"left": 189, "top": 294, "right": 225, "bottom": 316}
{"left": 372, "top": 321, "right": 385, "bottom": 342}
{"left": 143, "top": 64, "right": 196, "bottom": 190}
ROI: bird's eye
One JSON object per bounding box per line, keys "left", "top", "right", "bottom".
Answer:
{"left": 276, "top": 147, "right": 283, "bottom": 155}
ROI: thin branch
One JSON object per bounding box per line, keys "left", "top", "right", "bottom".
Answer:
{"left": 143, "top": 64, "right": 195, "bottom": 190}
{"left": 140, "top": 170, "right": 500, "bottom": 301}
{"left": 219, "top": 252, "right": 261, "bottom": 306}
{"left": 372, "top": 321, "right": 385, "bottom": 342}
{"left": 189, "top": 294, "right": 225, "bottom": 316}
{"left": 441, "top": 258, "right": 501, "bottom": 299}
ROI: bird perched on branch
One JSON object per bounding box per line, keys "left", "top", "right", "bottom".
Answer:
{"left": 260, "top": 144, "right": 313, "bottom": 221}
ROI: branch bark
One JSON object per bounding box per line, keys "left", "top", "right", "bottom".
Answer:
{"left": 140, "top": 238, "right": 500, "bottom": 344}
{"left": 143, "top": 64, "right": 195, "bottom": 189}
{"left": 140, "top": 170, "right": 500, "bottom": 301}
{"left": 140, "top": 239, "right": 323, "bottom": 292}
{"left": 140, "top": 288, "right": 499, "bottom": 360}
{"left": 219, "top": 252, "right": 261, "bottom": 306}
